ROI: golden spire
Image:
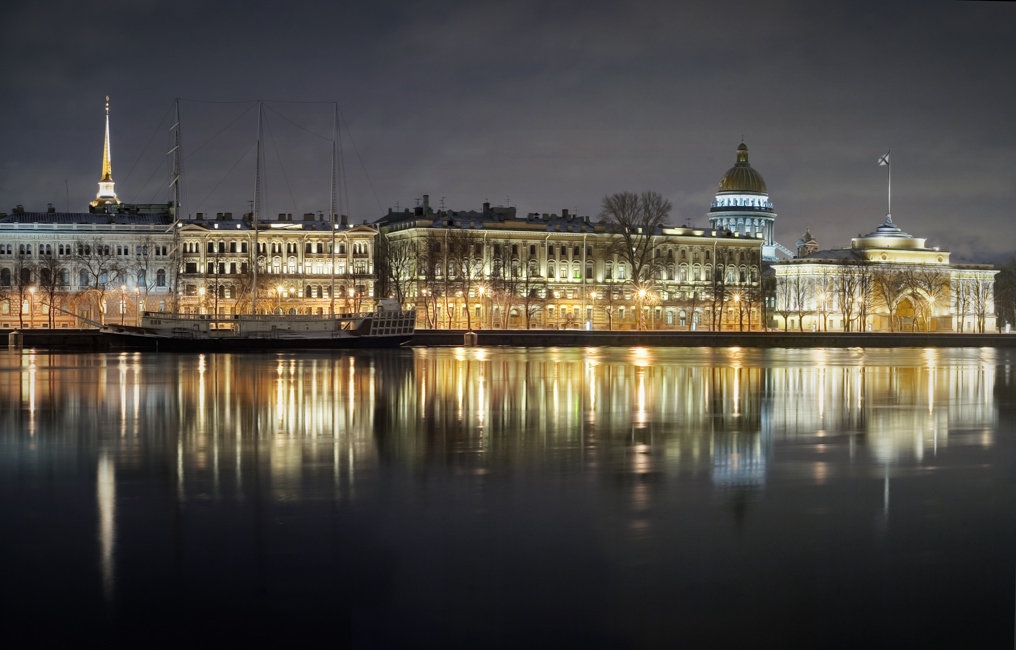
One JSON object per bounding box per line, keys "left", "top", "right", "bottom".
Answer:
{"left": 101, "top": 96, "right": 113, "bottom": 182}
{"left": 92, "top": 95, "right": 120, "bottom": 207}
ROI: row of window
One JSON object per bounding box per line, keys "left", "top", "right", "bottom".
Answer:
{"left": 183, "top": 240, "right": 370, "bottom": 255}
{"left": 421, "top": 261, "right": 759, "bottom": 283}
{"left": 182, "top": 284, "right": 370, "bottom": 299}
{"left": 0, "top": 243, "right": 170, "bottom": 257}
{"left": 0, "top": 268, "right": 168, "bottom": 288}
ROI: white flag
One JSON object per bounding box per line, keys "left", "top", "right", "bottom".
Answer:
{"left": 878, "top": 151, "right": 890, "bottom": 166}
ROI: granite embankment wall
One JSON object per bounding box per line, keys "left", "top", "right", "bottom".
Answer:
{"left": 412, "top": 329, "right": 1016, "bottom": 348}
{"left": 4, "top": 327, "right": 1016, "bottom": 350}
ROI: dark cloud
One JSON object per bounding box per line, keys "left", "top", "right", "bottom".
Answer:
{"left": 2, "top": 0, "right": 1014, "bottom": 260}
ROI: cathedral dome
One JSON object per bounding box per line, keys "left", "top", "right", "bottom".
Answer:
{"left": 717, "top": 142, "right": 767, "bottom": 194}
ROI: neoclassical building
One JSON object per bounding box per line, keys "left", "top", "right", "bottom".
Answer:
{"left": 175, "top": 213, "right": 377, "bottom": 316}
{"left": 0, "top": 100, "right": 176, "bottom": 328}
{"left": 375, "top": 195, "right": 764, "bottom": 330}
{"left": 707, "top": 142, "right": 790, "bottom": 261}
{"left": 773, "top": 217, "right": 997, "bottom": 332}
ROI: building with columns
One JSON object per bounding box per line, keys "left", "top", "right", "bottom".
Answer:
{"left": 0, "top": 99, "right": 176, "bottom": 328}
{"left": 375, "top": 195, "right": 764, "bottom": 330}
{"left": 707, "top": 142, "right": 790, "bottom": 262}
{"left": 175, "top": 213, "right": 377, "bottom": 316}
{"left": 773, "top": 216, "right": 998, "bottom": 332}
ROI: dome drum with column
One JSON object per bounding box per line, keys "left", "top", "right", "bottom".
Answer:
{"left": 708, "top": 142, "right": 779, "bottom": 260}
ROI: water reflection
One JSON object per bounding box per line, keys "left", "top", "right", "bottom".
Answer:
{"left": 0, "top": 348, "right": 1004, "bottom": 480}
{"left": 1, "top": 346, "right": 1013, "bottom": 644}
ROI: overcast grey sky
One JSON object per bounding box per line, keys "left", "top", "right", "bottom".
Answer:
{"left": 2, "top": 0, "right": 1014, "bottom": 260}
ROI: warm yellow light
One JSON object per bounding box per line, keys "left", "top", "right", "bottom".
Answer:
{"left": 734, "top": 293, "right": 741, "bottom": 302}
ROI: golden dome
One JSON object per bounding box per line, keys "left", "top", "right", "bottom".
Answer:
{"left": 717, "top": 142, "right": 767, "bottom": 194}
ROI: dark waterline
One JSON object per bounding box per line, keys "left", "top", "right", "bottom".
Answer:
{"left": 1, "top": 347, "right": 1014, "bottom": 648}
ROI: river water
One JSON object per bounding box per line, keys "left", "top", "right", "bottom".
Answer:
{"left": 1, "top": 346, "right": 1014, "bottom": 648}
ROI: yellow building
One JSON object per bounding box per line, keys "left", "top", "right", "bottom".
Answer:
{"left": 176, "top": 213, "right": 377, "bottom": 316}
{"left": 375, "top": 195, "right": 764, "bottom": 330}
{"left": 773, "top": 217, "right": 997, "bottom": 332}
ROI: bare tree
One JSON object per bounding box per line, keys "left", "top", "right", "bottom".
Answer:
{"left": 774, "top": 273, "right": 796, "bottom": 331}
{"left": 855, "top": 263, "right": 876, "bottom": 332}
{"left": 953, "top": 278, "right": 971, "bottom": 333}
{"left": 994, "top": 259, "right": 1016, "bottom": 331}
{"left": 11, "top": 251, "right": 36, "bottom": 328}
{"left": 788, "top": 273, "right": 811, "bottom": 331}
{"left": 708, "top": 262, "right": 727, "bottom": 331}
{"left": 909, "top": 267, "right": 949, "bottom": 331}
{"left": 489, "top": 239, "right": 522, "bottom": 329}
{"left": 375, "top": 232, "right": 415, "bottom": 306}
{"left": 519, "top": 274, "right": 546, "bottom": 329}
{"left": 835, "top": 263, "right": 861, "bottom": 332}
{"left": 127, "top": 235, "right": 169, "bottom": 319}
{"left": 727, "top": 284, "right": 750, "bottom": 331}
{"left": 972, "top": 278, "right": 992, "bottom": 333}
{"left": 445, "top": 230, "right": 484, "bottom": 330}
{"left": 74, "top": 238, "right": 123, "bottom": 325}
{"left": 37, "top": 253, "right": 67, "bottom": 328}
{"left": 601, "top": 191, "right": 671, "bottom": 329}
{"left": 415, "top": 233, "right": 446, "bottom": 328}
{"left": 871, "top": 267, "right": 908, "bottom": 332}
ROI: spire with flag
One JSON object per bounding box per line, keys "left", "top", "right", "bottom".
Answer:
{"left": 878, "top": 149, "right": 891, "bottom": 224}
{"left": 91, "top": 96, "right": 121, "bottom": 208}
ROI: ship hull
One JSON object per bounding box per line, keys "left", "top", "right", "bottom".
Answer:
{"left": 101, "top": 309, "right": 416, "bottom": 352}
{"left": 101, "top": 329, "right": 413, "bottom": 351}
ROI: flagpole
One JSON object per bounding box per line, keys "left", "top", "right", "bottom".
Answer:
{"left": 887, "top": 147, "right": 891, "bottom": 223}
{"left": 878, "top": 149, "right": 892, "bottom": 224}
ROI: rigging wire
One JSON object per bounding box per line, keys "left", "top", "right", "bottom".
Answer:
{"left": 264, "top": 103, "right": 332, "bottom": 143}
{"left": 264, "top": 110, "right": 300, "bottom": 218}
{"left": 142, "top": 153, "right": 170, "bottom": 204}
{"left": 122, "top": 104, "right": 172, "bottom": 188}
{"left": 181, "top": 101, "right": 258, "bottom": 160}
{"left": 168, "top": 99, "right": 373, "bottom": 218}
{"left": 193, "top": 143, "right": 257, "bottom": 212}
{"left": 337, "top": 107, "right": 382, "bottom": 215}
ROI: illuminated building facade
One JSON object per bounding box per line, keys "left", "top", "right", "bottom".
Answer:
{"left": 0, "top": 205, "right": 176, "bottom": 328}
{"left": 773, "top": 217, "right": 998, "bottom": 332}
{"left": 375, "top": 195, "right": 764, "bottom": 330}
{"left": 0, "top": 100, "right": 175, "bottom": 328}
{"left": 175, "top": 214, "right": 377, "bottom": 316}
{"left": 707, "top": 142, "right": 789, "bottom": 262}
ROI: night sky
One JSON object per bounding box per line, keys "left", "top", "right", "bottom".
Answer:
{"left": 2, "top": 0, "right": 1014, "bottom": 261}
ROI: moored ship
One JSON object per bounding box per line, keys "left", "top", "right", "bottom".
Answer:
{"left": 102, "top": 299, "right": 415, "bottom": 351}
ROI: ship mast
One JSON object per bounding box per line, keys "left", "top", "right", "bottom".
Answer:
{"left": 330, "top": 103, "right": 337, "bottom": 316}
{"left": 169, "top": 98, "right": 183, "bottom": 223}
{"left": 252, "top": 101, "right": 263, "bottom": 315}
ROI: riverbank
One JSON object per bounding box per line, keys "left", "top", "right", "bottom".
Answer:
{"left": 5, "top": 327, "right": 1016, "bottom": 351}
{"left": 413, "top": 328, "right": 1016, "bottom": 348}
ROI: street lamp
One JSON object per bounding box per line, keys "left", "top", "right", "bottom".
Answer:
{"left": 477, "top": 286, "right": 486, "bottom": 330}
{"left": 734, "top": 292, "right": 742, "bottom": 331}
{"left": 120, "top": 284, "right": 127, "bottom": 325}
{"left": 28, "top": 286, "right": 36, "bottom": 328}
{"left": 637, "top": 287, "right": 648, "bottom": 330}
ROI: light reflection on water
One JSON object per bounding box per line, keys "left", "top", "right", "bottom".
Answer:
{"left": 1, "top": 346, "right": 1014, "bottom": 645}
